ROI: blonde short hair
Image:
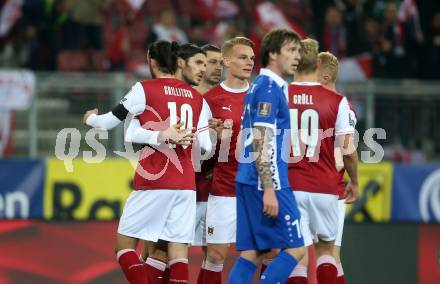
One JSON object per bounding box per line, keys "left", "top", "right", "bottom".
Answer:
{"left": 297, "top": 38, "right": 319, "bottom": 74}
{"left": 221, "top": 37, "right": 254, "bottom": 57}
{"left": 318, "top": 51, "right": 339, "bottom": 82}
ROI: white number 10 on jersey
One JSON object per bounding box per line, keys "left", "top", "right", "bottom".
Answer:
{"left": 167, "top": 102, "right": 193, "bottom": 149}
{"left": 290, "top": 108, "right": 319, "bottom": 158}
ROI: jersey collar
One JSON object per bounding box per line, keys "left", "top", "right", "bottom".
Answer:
{"left": 220, "top": 81, "right": 250, "bottom": 93}
{"left": 291, "top": 81, "right": 321, "bottom": 86}
{"left": 260, "top": 68, "right": 286, "bottom": 89}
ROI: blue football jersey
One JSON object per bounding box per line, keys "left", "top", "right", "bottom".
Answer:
{"left": 236, "top": 70, "right": 291, "bottom": 190}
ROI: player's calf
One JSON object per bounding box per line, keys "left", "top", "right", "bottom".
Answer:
{"left": 261, "top": 247, "right": 305, "bottom": 284}
{"left": 287, "top": 248, "right": 309, "bottom": 284}
{"left": 228, "top": 250, "right": 260, "bottom": 284}
{"left": 203, "top": 243, "right": 228, "bottom": 284}
{"left": 115, "top": 234, "right": 148, "bottom": 284}
{"left": 142, "top": 240, "right": 169, "bottom": 284}
{"left": 315, "top": 240, "right": 337, "bottom": 284}
{"left": 333, "top": 246, "right": 345, "bottom": 284}
{"left": 168, "top": 242, "right": 189, "bottom": 284}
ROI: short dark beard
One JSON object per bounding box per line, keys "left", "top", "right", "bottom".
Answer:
{"left": 205, "top": 77, "right": 221, "bottom": 86}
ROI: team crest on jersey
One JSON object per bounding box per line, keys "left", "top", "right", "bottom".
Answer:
{"left": 258, "top": 102, "right": 271, "bottom": 117}
{"left": 207, "top": 226, "right": 214, "bottom": 236}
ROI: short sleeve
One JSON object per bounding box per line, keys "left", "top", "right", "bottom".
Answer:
{"left": 348, "top": 103, "right": 358, "bottom": 129}
{"left": 121, "top": 82, "right": 146, "bottom": 116}
{"left": 251, "top": 81, "right": 280, "bottom": 130}
{"left": 335, "top": 97, "right": 355, "bottom": 135}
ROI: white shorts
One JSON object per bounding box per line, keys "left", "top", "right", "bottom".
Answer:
{"left": 293, "top": 191, "right": 338, "bottom": 247}
{"left": 335, "top": 199, "right": 346, "bottom": 246}
{"left": 206, "top": 195, "right": 236, "bottom": 244}
{"left": 118, "top": 190, "right": 196, "bottom": 243}
{"left": 192, "top": 201, "right": 207, "bottom": 246}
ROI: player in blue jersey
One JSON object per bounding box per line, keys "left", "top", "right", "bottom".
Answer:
{"left": 228, "top": 29, "right": 305, "bottom": 284}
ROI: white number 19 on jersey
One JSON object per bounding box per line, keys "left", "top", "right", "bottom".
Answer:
{"left": 290, "top": 108, "right": 319, "bottom": 158}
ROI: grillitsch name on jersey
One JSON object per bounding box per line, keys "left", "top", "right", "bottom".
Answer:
{"left": 163, "top": 86, "right": 193, "bottom": 98}
{"left": 292, "top": 93, "right": 314, "bottom": 105}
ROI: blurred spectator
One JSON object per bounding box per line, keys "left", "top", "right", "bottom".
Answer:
{"left": 212, "top": 19, "right": 242, "bottom": 47}
{"left": 337, "top": 0, "right": 365, "bottom": 55}
{"left": 321, "top": 6, "right": 348, "bottom": 58}
{"left": 0, "top": 0, "right": 439, "bottom": 80}
{"left": 145, "top": 7, "right": 188, "bottom": 47}
{"left": 70, "top": 0, "right": 110, "bottom": 51}
{"left": 362, "top": 17, "right": 383, "bottom": 53}
{"left": 379, "top": 2, "right": 408, "bottom": 78}
{"left": 107, "top": 18, "right": 130, "bottom": 71}
{"left": 21, "top": 0, "right": 74, "bottom": 70}
{"left": 424, "top": 11, "right": 440, "bottom": 78}
{"left": 188, "top": 20, "right": 209, "bottom": 46}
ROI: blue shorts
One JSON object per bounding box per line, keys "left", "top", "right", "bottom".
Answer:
{"left": 235, "top": 183, "right": 304, "bottom": 251}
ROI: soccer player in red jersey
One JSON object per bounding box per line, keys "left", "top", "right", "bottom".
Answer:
{"left": 193, "top": 44, "right": 222, "bottom": 250}
{"left": 195, "top": 44, "right": 223, "bottom": 94}
{"left": 177, "top": 43, "right": 208, "bottom": 86}
{"left": 137, "top": 43, "right": 210, "bottom": 283}
{"left": 83, "top": 40, "right": 212, "bottom": 284}
{"left": 286, "top": 39, "right": 358, "bottom": 284}
{"left": 317, "top": 51, "right": 358, "bottom": 284}
{"left": 197, "top": 37, "right": 255, "bottom": 284}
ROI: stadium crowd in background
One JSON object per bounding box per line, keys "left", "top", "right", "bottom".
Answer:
{"left": 0, "top": 0, "right": 439, "bottom": 79}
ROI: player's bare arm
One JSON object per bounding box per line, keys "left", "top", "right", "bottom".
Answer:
{"left": 253, "top": 125, "right": 279, "bottom": 218}
{"left": 341, "top": 134, "right": 359, "bottom": 204}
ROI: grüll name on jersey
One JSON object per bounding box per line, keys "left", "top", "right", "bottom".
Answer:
{"left": 164, "top": 86, "right": 193, "bottom": 98}
{"left": 293, "top": 93, "right": 313, "bottom": 105}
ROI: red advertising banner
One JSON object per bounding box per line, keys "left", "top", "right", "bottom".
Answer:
{"left": 0, "top": 221, "right": 240, "bottom": 283}
{"left": 419, "top": 225, "right": 440, "bottom": 284}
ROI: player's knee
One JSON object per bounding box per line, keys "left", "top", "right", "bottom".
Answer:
{"left": 298, "top": 247, "right": 308, "bottom": 265}
{"left": 114, "top": 245, "right": 120, "bottom": 255}
{"left": 285, "top": 246, "right": 306, "bottom": 262}
{"left": 206, "top": 247, "right": 227, "bottom": 264}
{"left": 315, "top": 240, "right": 334, "bottom": 256}
{"left": 151, "top": 249, "right": 168, "bottom": 262}
{"left": 332, "top": 245, "right": 341, "bottom": 263}
{"left": 264, "top": 248, "right": 280, "bottom": 260}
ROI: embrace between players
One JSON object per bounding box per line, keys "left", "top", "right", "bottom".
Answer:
{"left": 83, "top": 28, "right": 359, "bottom": 284}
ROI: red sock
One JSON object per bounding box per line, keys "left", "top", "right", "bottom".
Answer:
{"left": 337, "top": 275, "right": 346, "bottom": 284}
{"left": 203, "top": 261, "right": 222, "bottom": 284}
{"left": 145, "top": 257, "right": 166, "bottom": 284}
{"left": 169, "top": 259, "right": 189, "bottom": 284}
{"left": 163, "top": 266, "right": 170, "bottom": 283}
{"left": 287, "top": 277, "right": 309, "bottom": 284}
{"left": 117, "top": 249, "right": 148, "bottom": 284}
{"left": 316, "top": 255, "right": 337, "bottom": 284}
{"left": 287, "top": 264, "right": 308, "bottom": 284}
{"left": 337, "top": 263, "right": 346, "bottom": 284}
{"left": 197, "top": 261, "right": 206, "bottom": 284}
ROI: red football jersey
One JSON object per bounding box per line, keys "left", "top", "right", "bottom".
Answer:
{"left": 204, "top": 82, "right": 248, "bottom": 197}
{"left": 287, "top": 82, "right": 354, "bottom": 195}
{"left": 132, "top": 78, "right": 208, "bottom": 190}
{"left": 337, "top": 101, "right": 357, "bottom": 199}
